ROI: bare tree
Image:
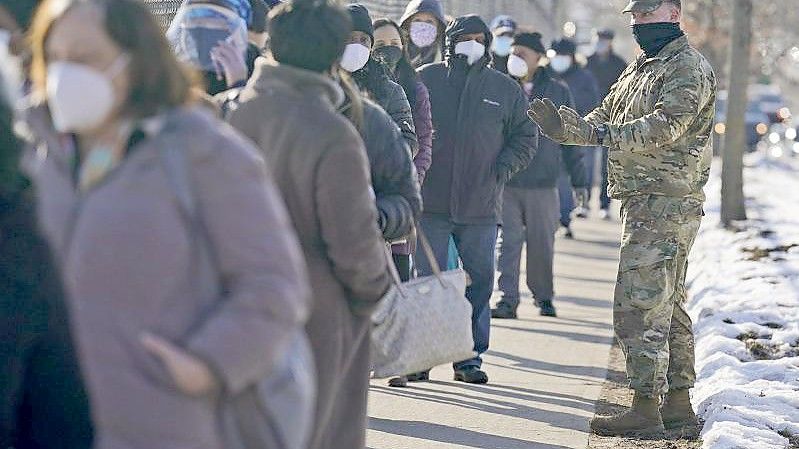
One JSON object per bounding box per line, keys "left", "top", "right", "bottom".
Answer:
{"left": 721, "top": 0, "right": 752, "bottom": 226}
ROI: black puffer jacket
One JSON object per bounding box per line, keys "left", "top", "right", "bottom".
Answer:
{"left": 508, "top": 67, "right": 587, "bottom": 189}
{"left": 353, "top": 60, "right": 418, "bottom": 157}
{"left": 341, "top": 94, "right": 422, "bottom": 241}
{"left": 418, "top": 15, "right": 537, "bottom": 224}
{"left": 0, "top": 97, "right": 93, "bottom": 448}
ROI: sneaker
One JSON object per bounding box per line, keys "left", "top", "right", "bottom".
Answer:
{"left": 539, "top": 299, "right": 557, "bottom": 317}
{"left": 575, "top": 206, "right": 589, "bottom": 218}
{"left": 405, "top": 371, "right": 430, "bottom": 382}
{"left": 599, "top": 209, "right": 612, "bottom": 220}
{"left": 454, "top": 367, "right": 488, "bottom": 384}
{"left": 491, "top": 302, "right": 518, "bottom": 319}
{"left": 562, "top": 225, "right": 574, "bottom": 239}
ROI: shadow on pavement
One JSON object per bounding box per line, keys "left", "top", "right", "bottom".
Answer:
{"left": 369, "top": 418, "right": 577, "bottom": 449}
{"left": 556, "top": 294, "right": 613, "bottom": 309}
{"left": 370, "top": 382, "right": 590, "bottom": 434}
{"left": 490, "top": 323, "right": 614, "bottom": 346}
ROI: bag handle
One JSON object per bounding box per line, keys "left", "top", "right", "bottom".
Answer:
{"left": 381, "top": 226, "right": 449, "bottom": 294}
{"left": 415, "top": 227, "right": 445, "bottom": 279}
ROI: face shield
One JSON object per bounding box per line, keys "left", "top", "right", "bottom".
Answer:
{"left": 166, "top": 3, "right": 248, "bottom": 72}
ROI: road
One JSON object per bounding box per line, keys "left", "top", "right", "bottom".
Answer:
{"left": 367, "top": 211, "right": 621, "bottom": 449}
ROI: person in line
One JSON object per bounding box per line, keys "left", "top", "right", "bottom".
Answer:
{"left": 399, "top": 0, "right": 447, "bottom": 68}
{"left": 222, "top": 1, "right": 393, "bottom": 447}
{"left": 528, "top": 0, "right": 716, "bottom": 436}
{"left": 586, "top": 28, "right": 628, "bottom": 219}
{"left": 373, "top": 17, "right": 434, "bottom": 388}
{"left": 492, "top": 32, "right": 588, "bottom": 320}
{"left": 413, "top": 14, "right": 537, "bottom": 385}
{"left": 343, "top": 4, "right": 417, "bottom": 156}
{"left": 0, "top": 18, "right": 92, "bottom": 446}
{"left": 167, "top": 0, "right": 252, "bottom": 95}
{"left": 373, "top": 17, "right": 433, "bottom": 187}
{"left": 550, "top": 37, "right": 597, "bottom": 237}
{"left": 25, "top": 1, "right": 311, "bottom": 447}
{"left": 489, "top": 14, "right": 517, "bottom": 75}
{"left": 335, "top": 77, "right": 422, "bottom": 248}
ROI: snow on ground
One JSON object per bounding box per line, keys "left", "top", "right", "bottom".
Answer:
{"left": 687, "top": 154, "right": 799, "bottom": 449}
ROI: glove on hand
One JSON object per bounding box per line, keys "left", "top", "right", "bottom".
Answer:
{"left": 527, "top": 98, "right": 566, "bottom": 142}
{"left": 559, "top": 106, "right": 599, "bottom": 145}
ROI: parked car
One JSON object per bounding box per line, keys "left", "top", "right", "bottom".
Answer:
{"left": 714, "top": 91, "right": 771, "bottom": 152}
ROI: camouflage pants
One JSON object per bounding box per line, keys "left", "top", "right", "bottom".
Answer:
{"left": 615, "top": 195, "right": 703, "bottom": 397}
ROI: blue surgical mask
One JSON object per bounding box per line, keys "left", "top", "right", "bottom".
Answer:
{"left": 492, "top": 35, "right": 513, "bottom": 57}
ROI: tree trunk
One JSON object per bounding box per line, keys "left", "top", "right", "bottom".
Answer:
{"left": 720, "top": 0, "right": 751, "bottom": 227}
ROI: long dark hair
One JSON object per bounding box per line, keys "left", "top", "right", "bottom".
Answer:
{"left": 373, "top": 18, "right": 418, "bottom": 110}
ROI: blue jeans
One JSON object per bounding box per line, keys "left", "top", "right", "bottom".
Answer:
{"left": 416, "top": 214, "right": 498, "bottom": 370}
{"left": 557, "top": 169, "right": 574, "bottom": 227}
{"left": 585, "top": 146, "right": 611, "bottom": 210}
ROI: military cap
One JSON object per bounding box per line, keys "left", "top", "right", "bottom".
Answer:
{"left": 622, "top": 0, "right": 664, "bottom": 13}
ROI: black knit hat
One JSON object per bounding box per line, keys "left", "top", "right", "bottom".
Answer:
{"left": 551, "top": 37, "right": 577, "bottom": 56}
{"left": 347, "top": 4, "right": 374, "bottom": 43}
{"left": 513, "top": 32, "right": 545, "bottom": 54}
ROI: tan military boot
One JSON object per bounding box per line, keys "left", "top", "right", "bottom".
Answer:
{"left": 660, "top": 389, "right": 699, "bottom": 430}
{"left": 590, "top": 392, "right": 665, "bottom": 437}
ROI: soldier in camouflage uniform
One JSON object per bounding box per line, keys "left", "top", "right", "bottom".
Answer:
{"left": 527, "top": 0, "right": 716, "bottom": 437}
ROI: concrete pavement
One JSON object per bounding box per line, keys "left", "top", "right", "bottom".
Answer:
{"left": 367, "top": 212, "right": 621, "bottom": 449}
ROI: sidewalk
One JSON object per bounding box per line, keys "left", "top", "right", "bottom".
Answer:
{"left": 367, "top": 214, "right": 621, "bottom": 449}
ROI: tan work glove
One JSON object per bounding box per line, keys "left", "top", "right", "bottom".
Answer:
{"left": 558, "top": 106, "right": 599, "bottom": 146}
{"left": 527, "top": 98, "right": 566, "bottom": 142}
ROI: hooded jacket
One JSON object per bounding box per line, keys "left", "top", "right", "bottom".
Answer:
{"left": 339, "top": 92, "right": 422, "bottom": 241}
{"left": 507, "top": 67, "right": 587, "bottom": 189}
{"left": 418, "top": 15, "right": 538, "bottom": 224}
{"left": 353, "top": 60, "right": 418, "bottom": 156}
{"left": 400, "top": 0, "right": 447, "bottom": 68}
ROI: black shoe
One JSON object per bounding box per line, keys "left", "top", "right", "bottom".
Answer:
{"left": 491, "top": 302, "right": 518, "bottom": 319}
{"left": 539, "top": 300, "right": 557, "bottom": 317}
{"left": 563, "top": 226, "right": 574, "bottom": 239}
{"left": 405, "top": 371, "right": 430, "bottom": 382}
{"left": 388, "top": 376, "right": 408, "bottom": 387}
{"left": 575, "top": 206, "right": 589, "bottom": 218}
{"left": 454, "top": 367, "right": 488, "bottom": 384}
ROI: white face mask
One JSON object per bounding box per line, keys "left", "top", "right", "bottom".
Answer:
{"left": 454, "top": 40, "right": 485, "bottom": 66}
{"left": 550, "top": 55, "right": 572, "bottom": 74}
{"left": 46, "top": 55, "right": 129, "bottom": 133}
{"left": 507, "top": 54, "right": 529, "bottom": 78}
{"left": 492, "top": 35, "right": 513, "bottom": 57}
{"left": 340, "top": 43, "right": 371, "bottom": 73}
{"left": 595, "top": 39, "right": 611, "bottom": 55}
{"left": 409, "top": 21, "right": 438, "bottom": 48}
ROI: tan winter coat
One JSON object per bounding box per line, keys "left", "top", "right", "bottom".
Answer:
{"left": 225, "top": 59, "right": 391, "bottom": 449}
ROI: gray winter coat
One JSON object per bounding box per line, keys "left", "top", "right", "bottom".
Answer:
{"left": 27, "top": 105, "right": 310, "bottom": 449}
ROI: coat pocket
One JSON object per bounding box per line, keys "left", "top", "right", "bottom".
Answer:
{"left": 619, "top": 241, "right": 678, "bottom": 310}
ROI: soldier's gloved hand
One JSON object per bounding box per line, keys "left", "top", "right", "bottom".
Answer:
{"left": 527, "top": 98, "right": 566, "bottom": 142}
{"left": 558, "top": 106, "right": 598, "bottom": 145}
{"left": 573, "top": 187, "right": 589, "bottom": 209}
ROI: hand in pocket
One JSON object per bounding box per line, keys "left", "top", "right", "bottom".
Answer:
{"left": 141, "top": 333, "right": 218, "bottom": 396}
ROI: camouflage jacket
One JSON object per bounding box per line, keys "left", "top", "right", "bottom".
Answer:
{"left": 562, "top": 36, "right": 716, "bottom": 200}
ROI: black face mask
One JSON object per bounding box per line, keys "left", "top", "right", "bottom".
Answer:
{"left": 631, "top": 22, "right": 684, "bottom": 58}
{"left": 373, "top": 46, "right": 403, "bottom": 71}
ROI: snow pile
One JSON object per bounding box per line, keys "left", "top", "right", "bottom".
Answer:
{"left": 687, "top": 154, "right": 799, "bottom": 449}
